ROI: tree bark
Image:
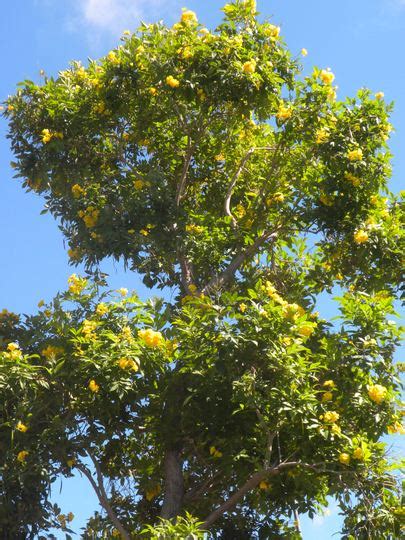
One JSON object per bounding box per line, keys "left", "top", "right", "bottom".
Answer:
{"left": 160, "top": 449, "right": 184, "bottom": 520}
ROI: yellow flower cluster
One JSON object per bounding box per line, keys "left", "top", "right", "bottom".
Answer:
{"left": 88, "top": 379, "right": 100, "bottom": 393}
{"left": 323, "top": 380, "right": 336, "bottom": 388}
{"left": 6, "top": 342, "right": 22, "bottom": 360}
{"left": 315, "top": 128, "right": 330, "bottom": 144}
{"left": 186, "top": 224, "right": 204, "bottom": 234}
{"left": 166, "top": 75, "right": 180, "bottom": 88}
{"left": 78, "top": 206, "right": 99, "bottom": 228}
{"left": 352, "top": 447, "right": 364, "bottom": 460}
{"left": 138, "top": 328, "right": 164, "bottom": 348}
{"left": 118, "top": 357, "right": 139, "bottom": 371}
{"left": 210, "top": 445, "right": 223, "bottom": 458}
{"left": 297, "top": 324, "right": 315, "bottom": 338}
{"left": 319, "top": 69, "right": 335, "bottom": 85}
{"left": 181, "top": 9, "right": 198, "bottom": 24}
{"left": 68, "top": 274, "right": 87, "bottom": 295}
{"left": 322, "top": 411, "right": 340, "bottom": 424}
{"left": 339, "top": 452, "right": 350, "bottom": 465}
{"left": 265, "top": 24, "right": 280, "bottom": 39}
{"left": 353, "top": 229, "right": 369, "bottom": 244}
{"left": 322, "top": 391, "right": 333, "bottom": 402}
{"left": 243, "top": 59, "right": 257, "bottom": 74}
{"left": 82, "top": 319, "right": 98, "bottom": 339}
{"left": 42, "top": 345, "right": 64, "bottom": 359}
{"left": 276, "top": 105, "right": 293, "bottom": 121}
{"left": 107, "top": 51, "right": 120, "bottom": 65}
{"left": 41, "top": 129, "right": 64, "bottom": 144}
{"left": 368, "top": 384, "right": 387, "bottom": 404}
{"left": 96, "top": 303, "right": 109, "bottom": 316}
{"left": 72, "top": 184, "right": 84, "bottom": 201}
{"left": 347, "top": 148, "right": 363, "bottom": 161}
{"left": 282, "top": 302, "right": 305, "bottom": 321}
{"left": 344, "top": 172, "right": 361, "bottom": 187}
{"left": 387, "top": 421, "right": 405, "bottom": 435}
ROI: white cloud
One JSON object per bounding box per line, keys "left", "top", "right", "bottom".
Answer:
{"left": 74, "top": 0, "right": 180, "bottom": 35}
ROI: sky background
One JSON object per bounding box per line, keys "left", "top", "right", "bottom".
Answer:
{"left": 0, "top": 1, "right": 404, "bottom": 538}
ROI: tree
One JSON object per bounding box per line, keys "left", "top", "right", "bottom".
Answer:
{"left": 1, "top": 0, "right": 403, "bottom": 537}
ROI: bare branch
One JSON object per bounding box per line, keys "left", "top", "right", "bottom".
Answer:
{"left": 201, "top": 461, "right": 300, "bottom": 530}
{"left": 202, "top": 229, "right": 279, "bottom": 294}
{"left": 224, "top": 146, "right": 275, "bottom": 228}
{"left": 78, "top": 453, "right": 131, "bottom": 540}
{"left": 175, "top": 136, "right": 193, "bottom": 207}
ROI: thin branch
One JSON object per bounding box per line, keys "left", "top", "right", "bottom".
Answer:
{"left": 224, "top": 146, "right": 275, "bottom": 228}
{"left": 78, "top": 454, "right": 131, "bottom": 540}
{"left": 179, "top": 252, "right": 195, "bottom": 294}
{"left": 201, "top": 461, "right": 300, "bottom": 530}
{"left": 202, "top": 229, "right": 279, "bottom": 294}
{"left": 175, "top": 136, "right": 193, "bottom": 207}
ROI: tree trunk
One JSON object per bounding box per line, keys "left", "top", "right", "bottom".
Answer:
{"left": 160, "top": 449, "right": 184, "bottom": 519}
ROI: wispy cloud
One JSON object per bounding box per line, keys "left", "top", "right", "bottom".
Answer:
{"left": 72, "top": 0, "right": 181, "bottom": 36}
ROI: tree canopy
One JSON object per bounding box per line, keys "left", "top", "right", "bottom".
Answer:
{"left": 1, "top": 1, "right": 404, "bottom": 538}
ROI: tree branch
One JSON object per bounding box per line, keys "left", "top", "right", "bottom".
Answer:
{"left": 175, "top": 136, "right": 193, "bottom": 207}
{"left": 77, "top": 454, "right": 131, "bottom": 540}
{"left": 201, "top": 461, "right": 300, "bottom": 530}
{"left": 224, "top": 146, "right": 275, "bottom": 228}
{"left": 202, "top": 229, "right": 279, "bottom": 294}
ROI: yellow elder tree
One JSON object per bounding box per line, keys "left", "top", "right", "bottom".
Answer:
{"left": 1, "top": 1, "right": 404, "bottom": 538}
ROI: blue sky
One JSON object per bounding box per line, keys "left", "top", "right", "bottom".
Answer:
{"left": 1, "top": 1, "right": 404, "bottom": 537}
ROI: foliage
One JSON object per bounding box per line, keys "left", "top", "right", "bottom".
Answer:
{"left": 1, "top": 1, "right": 404, "bottom": 538}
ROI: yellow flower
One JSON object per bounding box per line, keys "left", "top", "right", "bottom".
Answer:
{"left": 7, "top": 342, "right": 19, "bottom": 352}
{"left": 368, "top": 384, "right": 387, "bottom": 404}
{"left": 118, "top": 357, "right": 139, "bottom": 371}
{"left": 243, "top": 59, "right": 257, "bottom": 74}
{"left": 375, "top": 92, "right": 384, "bottom": 100}
{"left": 166, "top": 75, "right": 180, "bottom": 88}
{"left": 186, "top": 224, "right": 204, "bottom": 234}
{"left": 320, "top": 69, "right": 335, "bottom": 85}
{"left": 140, "top": 229, "right": 149, "bottom": 236}
{"left": 81, "top": 207, "right": 100, "bottom": 228}
{"left": 179, "top": 46, "right": 193, "bottom": 60}
{"left": 17, "top": 450, "right": 29, "bottom": 463}
{"left": 339, "top": 453, "right": 350, "bottom": 465}
{"left": 301, "top": 48, "right": 308, "bottom": 57}
{"left": 344, "top": 172, "right": 361, "bottom": 186}
{"left": 118, "top": 287, "right": 128, "bottom": 296}
{"left": 323, "top": 411, "right": 340, "bottom": 424}
{"left": 68, "top": 247, "right": 81, "bottom": 261}
{"left": 138, "top": 328, "right": 164, "bottom": 348}
{"left": 387, "top": 421, "right": 405, "bottom": 435}
{"left": 146, "top": 484, "right": 161, "bottom": 501}
{"left": 347, "top": 148, "right": 363, "bottom": 161}
{"left": 133, "top": 179, "right": 145, "bottom": 190}
{"left": 148, "top": 87, "right": 157, "bottom": 96}
{"left": 42, "top": 345, "right": 64, "bottom": 359}
{"left": 209, "top": 446, "right": 223, "bottom": 458}
{"left": 107, "top": 51, "right": 120, "bottom": 64}
{"left": 352, "top": 447, "right": 364, "bottom": 460}
{"left": 96, "top": 303, "right": 109, "bottom": 316}
{"left": 353, "top": 229, "right": 369, "bottom": 244}
{"left": 322, "top": 391, "right": 333, "bottom": 402}
{"left": 265, "top": 24, "right": 280, "bottom": 39}
{"left": 315, "top": 128, "right": 330, "bottom": 144}
{"left": 67, "top": 512, "right": 74, "bottom": 522}
{"left": 331, "top": 424, "right": 341, "bottom": 435}
{"left": 239, "top": 303, "right": 247, "bottom": 313}
{"left": 297, "top": 324, "right": 315, "bottom": 338}
{"left": 259, "top": 480, "right": 270, "bottom": 490}
{"left": 276, "top": 105, "right": 293, "bottom": 121}
{"left": 88, "top": 379, "right": 100, "bottom": 393}
{"left": 66, "top": 458, "right": 76, "bottom": 468}
{"left": 181, "top": 9, "right": 198, "bottom": 24}
{"left": 68, "top": 274, "right": 87, "bottom": 295}
{"left": 16, "top": 422, "right": 28, "bottom": 433}
{"left": 41, "top": 129, "right": 52, "bottom": 143}
{"left": 282, "top": 303, "right": 305, "bottom": 321}
{"left": 323, "top": 380, "right": 336, "bottom": 388}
